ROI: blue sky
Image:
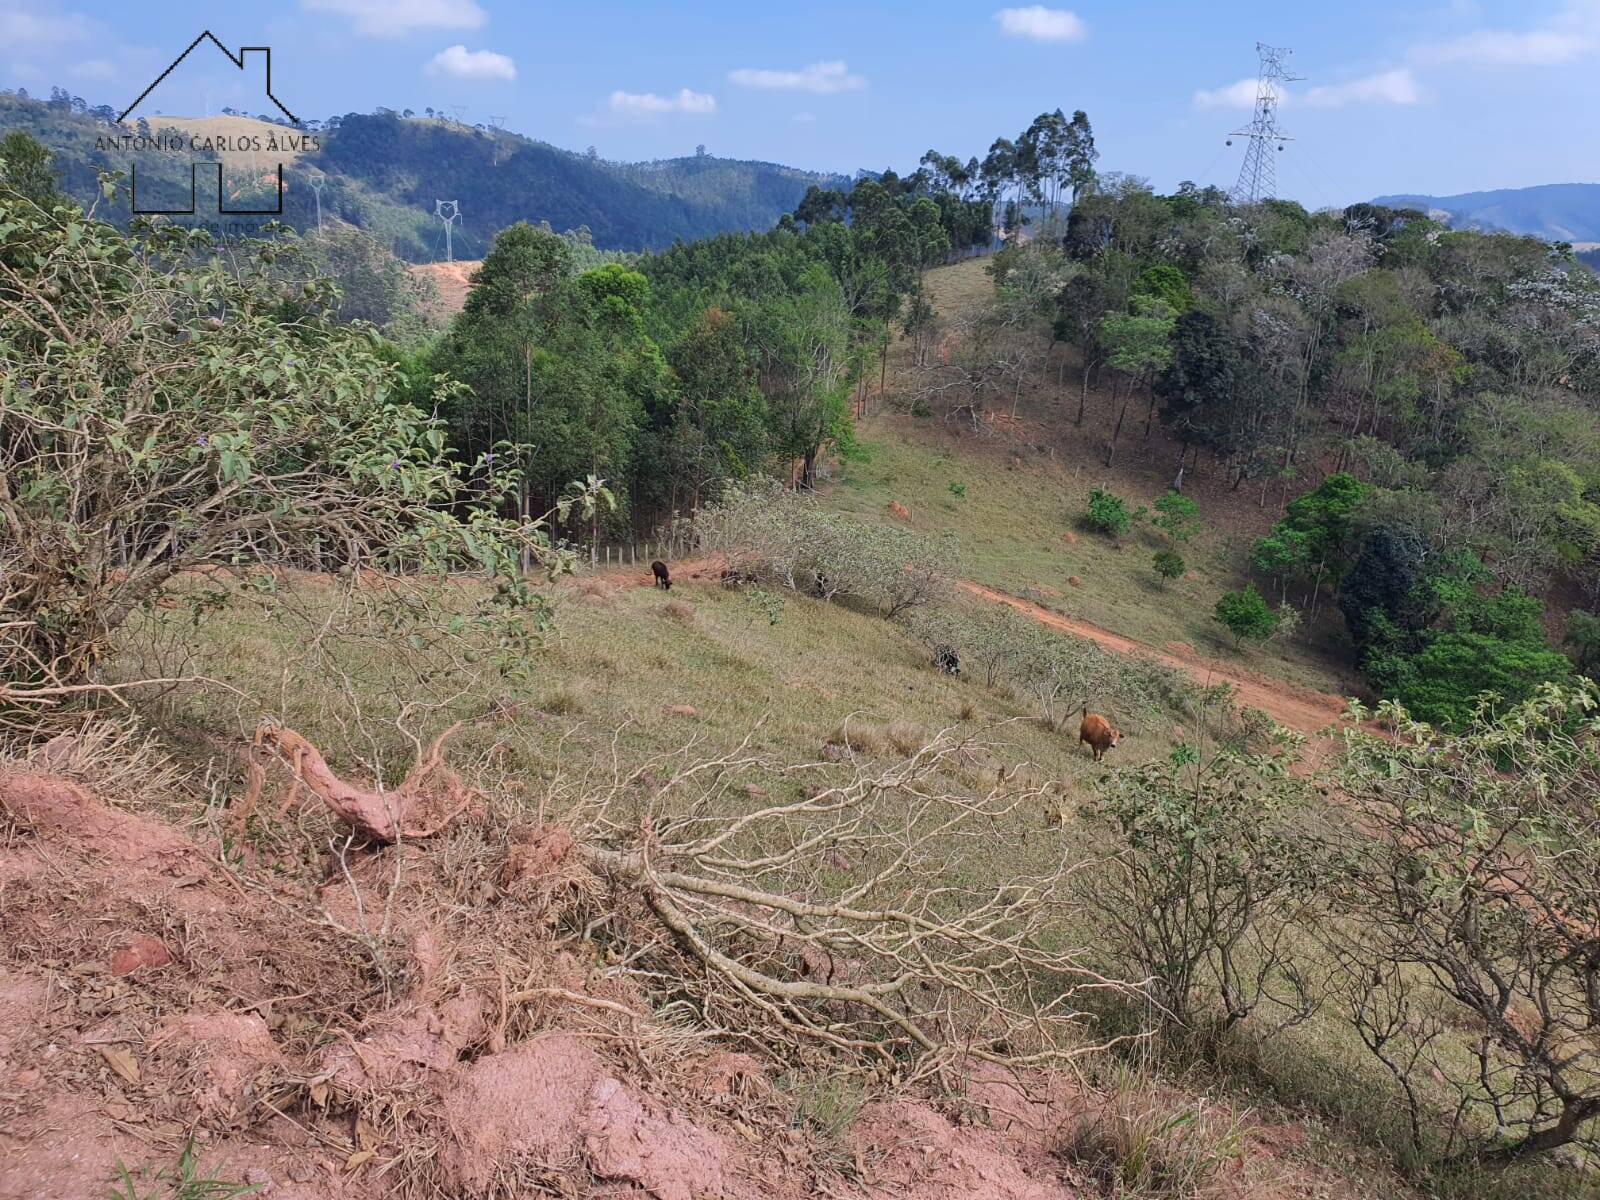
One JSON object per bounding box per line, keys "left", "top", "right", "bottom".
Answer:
{"left": 3, "top": 0, "right": 1596, "bottom": 203}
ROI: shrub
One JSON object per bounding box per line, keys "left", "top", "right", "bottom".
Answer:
{"left": 1152, "top": 550, "right": 1187, "bottom": 584}
{"left": 1325, "top": 686, "right": 1600, "bottom": 1162}
{"left": 0, "top": 180, "right": 583, "bottom": 714}
{"left": 1364, "top": 578, "right": 1571, "bottom": 730}
{"left": 1213, "top": 586, "right": 1278, "bottom": 645}
{"left": 697, "top": 481, "right": 956, "bottom": 618}
{"left": 1084, "top": 488, "right": 1139, "bottom": 538}
{"left": 1077, "top": 726, "right": 1312, "bottom": 1029}
{"left": 906, "top": 606, "right": 1191, "bottom": 724}
{"left": 1151, "top": 491, "right": 1200, "bottom": 543}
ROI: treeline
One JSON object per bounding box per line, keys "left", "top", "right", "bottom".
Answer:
{"left": 983, "top": 178, "right": 1600, "bottom": 721}
{"left": 412, "top": 123, "right": 1022, "bottom": 536}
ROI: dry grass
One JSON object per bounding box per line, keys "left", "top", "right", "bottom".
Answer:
{"left": 1054, "top": 1068, "right": 1248, "bottom": 1199}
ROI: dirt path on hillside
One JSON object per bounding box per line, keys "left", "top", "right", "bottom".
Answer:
{"left": 958, "top": 581, "right": 1349, "bottom": 735}
{"left": 588, "top": 560, "right": 1349, "bottom": 736}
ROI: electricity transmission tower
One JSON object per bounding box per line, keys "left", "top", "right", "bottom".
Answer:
{"left": 435, "top": 199, "right": 461, "bottom": 262}
{"left": 1228, "top": 43, "right": 1301, "bottom": 205}
{"left": 306, "top": 168, "right": 325, "bottom": 236}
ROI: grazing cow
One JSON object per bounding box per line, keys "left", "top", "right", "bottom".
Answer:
{"left": 1077, "top": 705, "right": 1122, "bottom": 763}
{"left": 933, "top": 644, "right": 960, "bottom": 676}
{"left": 651, "top": 560, "right": 671, "bottom": 591}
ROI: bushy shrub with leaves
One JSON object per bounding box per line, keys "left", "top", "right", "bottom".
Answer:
{"left": 1084, "top": 487, "right": 1140, "bottom": 538}
{"left": 698, "top": 479, "right": 955, "bottom": 617}
{"left": 1152, "top": 549, "right": 1187, "bottom": 584}
{"left": 1151, "top": 490, "right": 1200, "bottom": 543}
{"left": 1077, "top": 721, "right": 1314, "bottom": 1030}
{"left": 1324, "top": 685, "right": 1600, "bottom": 1163}
{"left": 1213, "top": 586, "right": 1278, "bottom": 645}
{"left": 0, "top": 177, "right": 588, "bottom": 711}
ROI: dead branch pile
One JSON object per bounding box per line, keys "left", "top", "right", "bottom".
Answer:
{"left": 253, "top": 719, "right": 1125, "bottom": 1079}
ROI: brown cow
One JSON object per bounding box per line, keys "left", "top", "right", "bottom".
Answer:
{"left": 1077, "top": 705, "right": 1122, "bottom": 763}
{"left": 651, "top": 560, "right": 671, "bottom": 591}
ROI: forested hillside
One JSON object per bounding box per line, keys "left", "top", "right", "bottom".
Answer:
{"left": 0, "top": 89, "right": 850, "bottom": 257}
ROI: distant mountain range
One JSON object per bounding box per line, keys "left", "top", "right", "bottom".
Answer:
{"left": 0, "top": 92, "right": 850, "bottom": 259}
{"left": 1372, "top": 183, "right": 1600, "bottom": 245}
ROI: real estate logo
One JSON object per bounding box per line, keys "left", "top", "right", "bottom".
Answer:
{"left": 102, "top": 31, "right": 319, "bottom": 217}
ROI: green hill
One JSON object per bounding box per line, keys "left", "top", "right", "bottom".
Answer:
{"left": 0, "top": 92, "right": 850, "bottom": 259}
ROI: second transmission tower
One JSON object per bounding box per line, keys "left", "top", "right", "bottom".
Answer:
{"left": 1228, "top": 43, "right": 1301, "bottom": 205}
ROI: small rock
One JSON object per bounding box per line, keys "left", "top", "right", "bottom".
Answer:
{"left": 1061, "top": 531, "right": 1077, "bottom": 545}
{"left": 887, "top": 500, "right": 911, "bottom": 521}
{"left": 109, "top": 935, "right": 172, "bottom": 976}
{"left": 663, "top": 704, "right": 697, "bottom": 718}
{"left": 1067, "top": 576, "right": 1082, "bottom": 588}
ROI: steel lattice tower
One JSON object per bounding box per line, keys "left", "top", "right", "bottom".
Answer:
{"left": 1230, "top": 43, "right": 1301, "bottom": 205}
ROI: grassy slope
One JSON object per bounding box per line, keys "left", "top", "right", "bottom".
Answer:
{"left": 109, "top": 257, "right": 1582, "bottom": 1200}
{"left": 825, "top": 256, "right": 1364, "bottom": 700}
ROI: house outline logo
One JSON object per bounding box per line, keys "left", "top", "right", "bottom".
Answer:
{"left": 120, "top": 31, "right": 300, "bottom": 217}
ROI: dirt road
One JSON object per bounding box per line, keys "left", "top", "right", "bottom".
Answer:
{"left": 958, "top": 580, "right": 1350, "bottom": 735}
{"left": 591, "top": 559, "right": 1350, "bottom": 736}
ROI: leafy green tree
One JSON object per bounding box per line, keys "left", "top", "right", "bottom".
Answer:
{"left": 0, "top": 131, "right": 62, "bottom": 209}
{"left": 1151, "top": 491, "right": 1200, "bottom": 543}
{"left": 1565, "top": 610, "right": 1600, "bottom": 680}
{"left": 1152, "top": 549, "right": 1187, "bottom": 584}
{"left": 1248, "top": 527, "right": 1311, "bottom": 604}
{"left": 1214, "top": 586, "right": 1279, "bottom": 646}
{"left": 1373, "top": 584, "right": 1571, "bottom": 729}
{"left": 1099, "top": 296, "right": 1175, "bottom": 465}
{"left": 655, "top": 305, "right": 768, "bottom": 513}
{"left": 1083, "top": 488, "right": 1138, "bottom": 538}
{"left": 1336, "top": 526, "right": 1427, "bottom": 652}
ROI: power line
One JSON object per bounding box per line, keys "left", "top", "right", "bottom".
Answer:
{"left": 1227, "top": 42, "right": 1301, "bottom": 205}
{"left": 435, "top": 199, "right": 461, "bottom": 262}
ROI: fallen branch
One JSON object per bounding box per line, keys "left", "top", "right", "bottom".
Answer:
{"left": 252, "top": 718, "right": 476, "bottom": 844}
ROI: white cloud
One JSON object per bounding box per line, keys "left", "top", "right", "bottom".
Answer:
{"left": 727, "top": 61, "right": 865, "bottom": 93}
{"left": 993, "top": 6, "right": 1086, "bottom": 43}
{"left": 1192, "top": 78, "right": 1262, "bottom": 109}
{"left": 0, "top": 6, "right": 97, "bottom": 47}
{"left": 1419, "top": 28, "right": 1594, "bottom": 65}
{"left": 1413, "top": 0, "right": 1600, "bottom": 65}
{"left": 301, "top": 0, "right": 486, "bottom": 37}
{"left": 1304, "top": 68, "right": 1421, "bottom": 107}
{"left": 607, "top": 88, "right": 716, "bottom": 117}
{"left": 1194, "top": 68, "right": 1420, "bottom": 110}
{"left": 425, "top": 44, "right": 515, "bottom": 81}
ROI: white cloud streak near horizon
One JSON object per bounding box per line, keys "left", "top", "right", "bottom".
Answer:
{"left": 727, "top": 61, "right": 865, "bottom": 93}
{"left": 608, "top": 88, "right": 717, "bottom": 117}
{"left": 1193, "top": 68, "right": 1420, "bottom": 110}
